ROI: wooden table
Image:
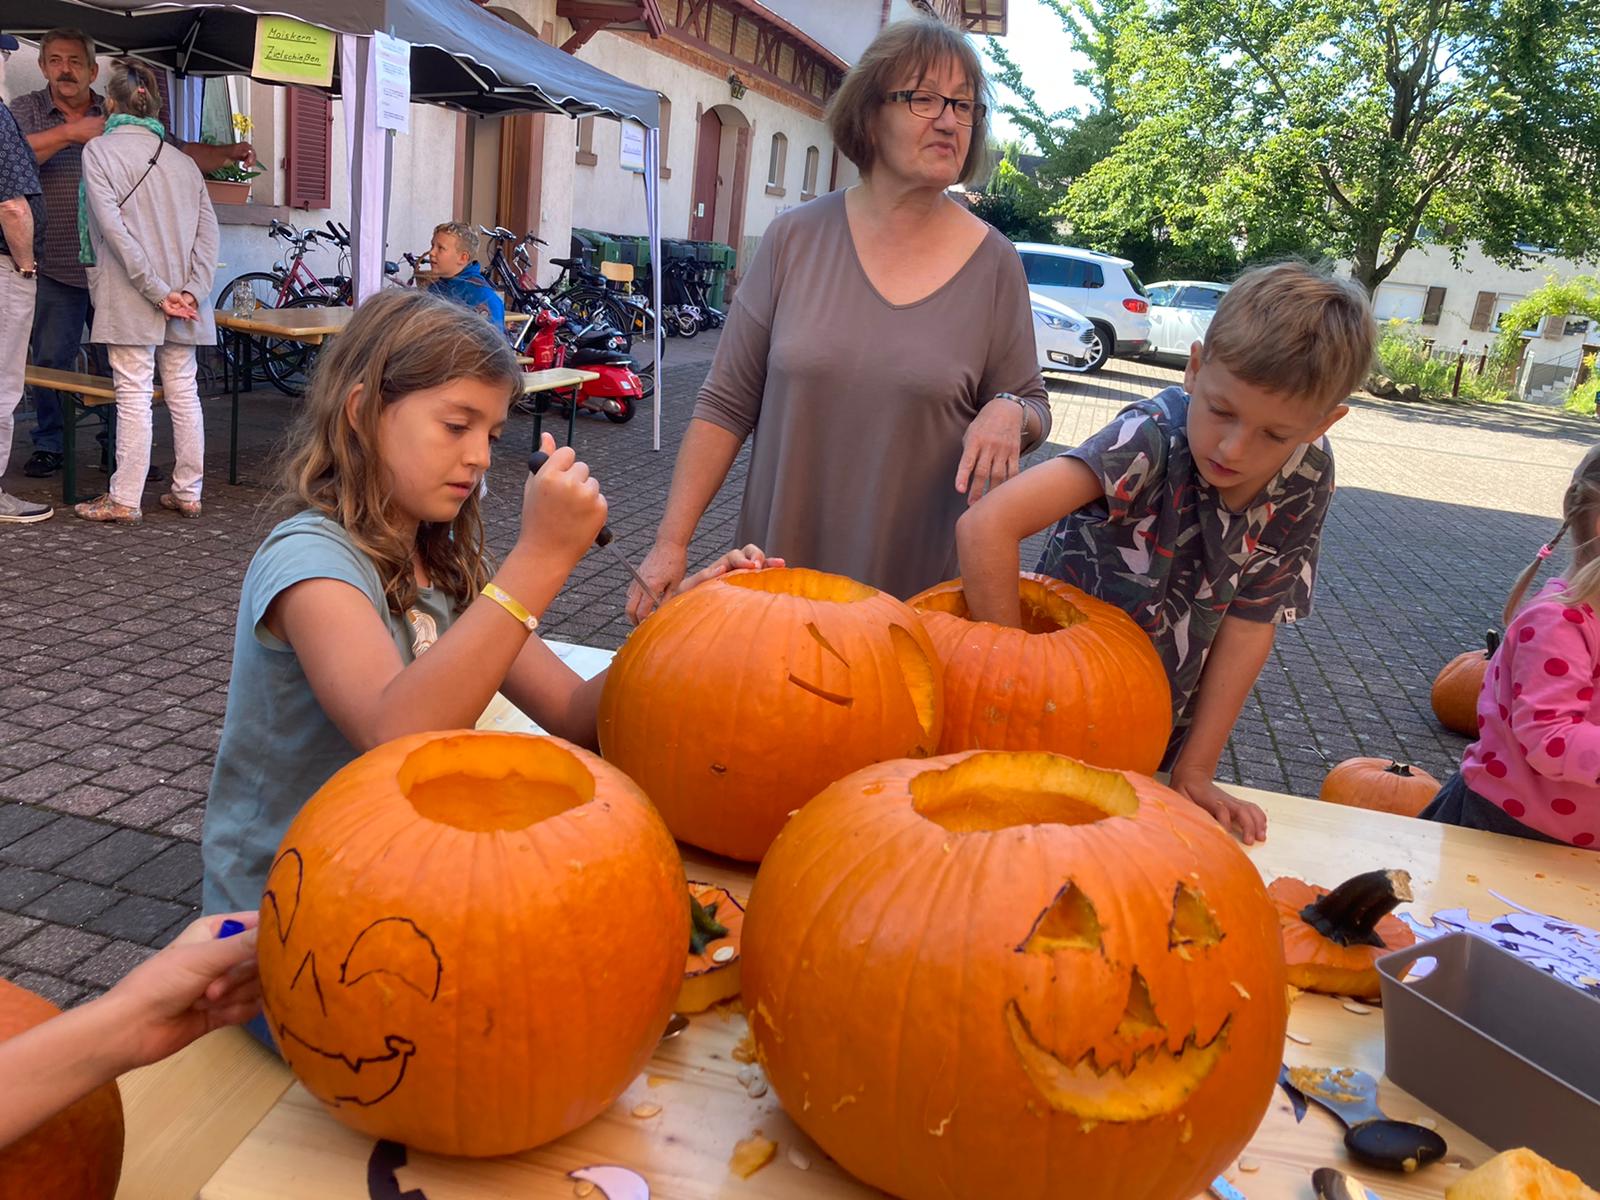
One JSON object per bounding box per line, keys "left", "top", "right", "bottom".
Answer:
{"left": 120, "top": 643, "right": 1600, "bottom": 1199}
{"left": 516, "top": 366, "right": 602, "bottom": 449}
{"left": 213, "top": 307, "right": 356, "bottom": 484}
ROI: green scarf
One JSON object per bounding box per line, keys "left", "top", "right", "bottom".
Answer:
{"left": 78, "top": 115, "right": 168, "bottom": 266}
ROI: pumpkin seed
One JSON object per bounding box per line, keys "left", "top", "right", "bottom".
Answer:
{"left": 574, "top": 1183, "right": 596, "bottom": 1197}
{"left": 1342, "top": 1001, "right": 1374, "bottom": 1015}
{"left": 712, "top": 945, "right": 737, "bottom": 963}
{"left": 631, "top": 1102, "right": 662, "bottom": 1119}
{"left": 1238, "top": 1158, "right": 1260, "bottom": 1173}
{"left": 787, "top": 1147, "right": 811, "bottom": 1170}
{"left": 747, "top": 1078, "right": 770, "bottom": 1098}
{"left": 1286, "top": 1031, "right": 1312, "bottom": 1045}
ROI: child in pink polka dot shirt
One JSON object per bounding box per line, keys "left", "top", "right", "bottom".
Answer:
{"left": 1422, "top": 445, "right": 1600, "bottom": 848}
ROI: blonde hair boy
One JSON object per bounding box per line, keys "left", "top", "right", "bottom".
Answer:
{"left": 956, "top": 261, "right": 1377, "bottom": 844}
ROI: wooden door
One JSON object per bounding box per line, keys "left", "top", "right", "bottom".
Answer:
{"left": 723, "top": 124, "right": 752, "bottom": 298}
{"left": 690, "top": 108, "right": 721, "bottom": 240}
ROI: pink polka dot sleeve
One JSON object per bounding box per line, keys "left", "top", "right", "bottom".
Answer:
{"left": 1505, "top": 601, "right": 1600, "bottom": 783}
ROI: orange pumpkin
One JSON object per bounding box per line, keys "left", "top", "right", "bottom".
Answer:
{"left": 256, "top": 732, "right": 688, "bottom": 1157}
{"left": 0, "top": 980, "right": 123, "bottom": 1199}
{"left": 598, "top": 567, "right": 941, "bottom": 861}
{"left": 678, "top": 883, "right": 745, "bottom": 1014}
{"left": 742, "top": 750, "right": 1288, "bottom": 1200}
{"left": 1267, "top": 870, "right": 1417, "bottom": 999}
{"left": 908, "top": 574, "right": 1171, "bottom": 771}
{"left": 1432, "top": 630, "right": 1500, "bottom": 736}
{"left": 1319, "top": 758, "right": 1440, "bottom": 818}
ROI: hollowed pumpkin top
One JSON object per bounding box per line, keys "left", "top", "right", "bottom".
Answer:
{"left": 909, "top": 574, "right": 1172, "bottom": 771}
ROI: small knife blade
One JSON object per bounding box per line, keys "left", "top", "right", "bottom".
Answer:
{"left": 1209, "top": 1175, "right": 1248, "bottom": 1200}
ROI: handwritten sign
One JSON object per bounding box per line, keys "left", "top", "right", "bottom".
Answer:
{"left": 619, "top": 121, "right": 645, "bottom": 173}
{"left": 252, "top": 16, "right": 336, "bottom": 87}
{"left": 373, "top": 33, "right": 411, "bottom": 132}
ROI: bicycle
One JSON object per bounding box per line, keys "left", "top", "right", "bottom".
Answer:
{"left": 216, "top": 220, "right": 346, "bottom": 393}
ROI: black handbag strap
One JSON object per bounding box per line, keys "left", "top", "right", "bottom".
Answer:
{"left": 116, "top": 133, "right": 164, "bottom": 209}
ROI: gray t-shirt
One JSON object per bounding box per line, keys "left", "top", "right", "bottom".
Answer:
{"left": 201, "top": 511, "right": 458, "bottom": 915}
{"left": 693, "top": 189, "right": 1051, "bottom": 600}
{"left": 1036, "top": 387, "right": 1333, "bottom": 759}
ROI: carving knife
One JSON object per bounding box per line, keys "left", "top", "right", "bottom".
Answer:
{"left": 528, "top": 449, "right": 661, "bottom": 607}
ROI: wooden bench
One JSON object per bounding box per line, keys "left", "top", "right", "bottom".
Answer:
{"left": 23, "top": 366, "right": 164, "bottom": 505}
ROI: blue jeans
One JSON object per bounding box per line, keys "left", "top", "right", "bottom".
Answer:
{"left": 26, "top": 273, "right": 94, "bottom": 455}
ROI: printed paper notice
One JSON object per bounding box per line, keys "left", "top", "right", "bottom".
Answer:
{"left": 619, "top": 122, "right": 646, "bottom": 173}
{"left": 252, "top": 16, "right": 335, "bottom": 87}
{"left": 374, "top": 33, "right": 411, "bottom": 133}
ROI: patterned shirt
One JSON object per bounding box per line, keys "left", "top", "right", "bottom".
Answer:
{"left": 1036, "top": 387, "right": 1334, "bottom": 755}
{"left": 1461, "top": 579, "right": 1600, "bottom": 847}
{"left": 0, "top": 100, "right": 44, "bottom": 262}
{"left": 10, "top": 88, "right": 105, "bottom": 288}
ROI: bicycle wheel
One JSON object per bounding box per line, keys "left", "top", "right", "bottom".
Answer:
{"left": 217, "top": 271, "right": 311, "bottom": 394}
{"left": 605, "top": 295, "right": 663, "bottom": 376}
{"left": 262, "top": 295, "right": 328, "bottom": 396}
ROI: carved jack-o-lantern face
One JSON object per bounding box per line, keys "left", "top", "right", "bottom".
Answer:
{"left": 742, "top": 751, "right": 1289, "bottom": 1200}
{"left": 255, "top": 732, "right": 690, "bottom": 1159}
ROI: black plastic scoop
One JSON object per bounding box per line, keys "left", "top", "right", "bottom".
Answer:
{"left": 1290, "top": 1066, "right": 1446, "bottom": 1172}
{"left": 528, "top": 449, "right": 661, "bottom": 606}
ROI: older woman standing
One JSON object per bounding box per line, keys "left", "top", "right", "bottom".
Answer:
{"left": 74, "top": 58, "right": 216, "bottom": 524}
{"left": 627, "top": 18, "right": 1048, "bottom": 615}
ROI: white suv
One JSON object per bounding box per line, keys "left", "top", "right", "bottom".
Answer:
{"left": 1013, "top": 243, "right": 1151, "bottom": 372}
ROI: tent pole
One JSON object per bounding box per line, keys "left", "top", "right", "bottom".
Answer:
{"left": 341, "top": 33, "right": 387, "bottom": 304}
{"left": 644, "top": 124, "right": 662, "bottom": 452}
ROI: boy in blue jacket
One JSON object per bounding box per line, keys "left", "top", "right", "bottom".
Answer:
{"left": 426, "top": 222, "right": 506, "bottom": 333}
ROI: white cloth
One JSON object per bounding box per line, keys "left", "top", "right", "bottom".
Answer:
{"left": 106, "top": 343, "right": 204, "bottom": 508}
{"left": 0, "top": 256, "right": 37, "bottom": 482}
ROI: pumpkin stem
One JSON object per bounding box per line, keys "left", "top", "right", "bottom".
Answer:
{"left": 1300, "top": 869, "right": 1413, "bottom": 949}
{"left": 689, "top": 894, "right": 729, "bottom": 955}
{"left": 1384, "top": 762, "right": 1416, "bottom": 777}
{"left": 1485, "top": 629, "right": 1500, "bottom": 657}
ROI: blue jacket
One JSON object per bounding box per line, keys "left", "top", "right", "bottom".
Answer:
{"left": 428, "top": 262, "right": 506, "bottom": 334}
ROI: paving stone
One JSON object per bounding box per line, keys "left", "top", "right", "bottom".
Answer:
{"left": 0, "top": 865, "right": 62, "bottom": 909}
{"left": 116, "top": 843, "right": 204, "bottom": 901}
{"left": 0, "top": 812, "right": 112, "bottom": 868}
{"left": 58, "top": 828, "right": 174, "bottom": 886}
{"left": 0, "top": 911, "right": 43, "bottom": 952}
{"left": 0, "top": 801, "right": 55, "bottom": 844}
{"left": 99, "top": 787, "right": 202, "bottom": 830}
{"left": 69, "top": 938, "right": 156, "bottom": 988}
{"left": 1, "top": 924, "right": 110, "bottom": 973}
{"left": 86, "top": 895, "right": 193, "bottom": 944}
{"left": 39, "top": 785, "right": 128, "bottom": 818}
{"left": 20, "top": 879, "right": 123, "bottom": 926}
{"left": 1, "top": 968, "right": 88, "bottom": 1008}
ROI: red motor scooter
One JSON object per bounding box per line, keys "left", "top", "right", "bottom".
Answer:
{"left": 521, "top": 304, "right": 647, "bottom": 424}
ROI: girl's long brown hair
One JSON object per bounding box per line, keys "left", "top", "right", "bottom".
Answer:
{"left": 278, "top": 290, "right": 519, "bottom": 615}
{"left": 1504, "top": 443, "right": 1600, "bottom": 623}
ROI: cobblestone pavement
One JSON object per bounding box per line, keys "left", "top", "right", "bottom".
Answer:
{"left": 3, "top": 337, "right": 1594, "bottom": 1005}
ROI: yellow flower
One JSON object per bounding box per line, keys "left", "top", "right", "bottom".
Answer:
{"left": 232, "top": 113, "right": 254, "bottom": 137}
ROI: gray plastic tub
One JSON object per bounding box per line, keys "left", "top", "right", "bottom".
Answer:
{"left": 1376, "top": 932, "right": 1600, "bottom": 1186}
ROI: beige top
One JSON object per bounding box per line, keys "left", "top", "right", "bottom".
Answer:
{"left": 693, "top": 190, "right": 1050, "bottom": 599}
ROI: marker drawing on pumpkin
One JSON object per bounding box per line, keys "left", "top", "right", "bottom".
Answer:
{"left": 262, "top": 847, "right": 305, "bottom": 945}
{"left": 278, "top": 1028, "right": 420, "bottom": 1107}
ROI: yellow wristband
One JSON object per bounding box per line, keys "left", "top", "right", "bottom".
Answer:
{"left": 482, "top": 582, "right": 538, "bottom": 632}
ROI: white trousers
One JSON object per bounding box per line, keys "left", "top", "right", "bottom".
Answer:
{"left": 0, "top": 258, "right": 38, "bottom": 482}
{"left": 107, "top": 343, "right": 204, "bottom": 509}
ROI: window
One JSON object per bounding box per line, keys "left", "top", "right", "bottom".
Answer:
{"left": 575, "top": 116, "right": 597, "bottom": 167}
{"left": 1146, "top": 284, "right": 1176, "bottom": 306}
{"left": 1020, "top": 253, "right": 1075, "bottom": 289}
{"left": 1175, "top": 286, "right": 1222, "bottom": 311}
{"left": 1422, "top": 286, "right": 1446, "bottom": 326}
{"left": 1120, "top": 266, "right": 1145, "bottom": 297}
{"left": 766, "top": 132, "right": 787, "bottom": 196}
{"left": 801, "top": 145, "right": 819, "bottom": 199}
{"left": 658, "top": 96, "right": 671, "bottom": 180}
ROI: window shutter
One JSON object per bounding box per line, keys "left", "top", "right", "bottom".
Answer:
{"left": 285, "top": 87, "right": 332, "bottom": 210}
{"left": 1421, "top": 286, "right": 1446, "bottom": 326}
{"left": 1468, "top": 290, "right": 1496, "bottom": 332}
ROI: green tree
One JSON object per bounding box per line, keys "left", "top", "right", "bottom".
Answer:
{"left": 1066, "top": 0, "right": 1600, "bottom": 293}
{"left": 1490, "top": 276, "right": 1600, "bottom": 365}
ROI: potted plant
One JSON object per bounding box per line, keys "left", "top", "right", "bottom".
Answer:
{"left": 203, "top": 113, "right": 263, "bottom": 205}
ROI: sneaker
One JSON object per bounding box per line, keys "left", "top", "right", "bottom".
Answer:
{"left": 73, "top": 494, "right": 142, "bottom": 524}
{"left": 159, "top": 492, "right": 202, "bottom": 518}
{"left": 0, "top": 492, "right": 54, "bottom": 524}
{"left": 21, "top": 450, "right": 63, "bottom": 478}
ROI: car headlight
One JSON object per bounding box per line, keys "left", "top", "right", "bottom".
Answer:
{"left": 1033, "top": 308, "right": 1071, "bottom": 330}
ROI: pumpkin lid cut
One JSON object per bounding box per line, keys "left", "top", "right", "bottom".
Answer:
{"left": 678, "top": 883, "right": 746, "bottom": 1014}
{"left": 1268, "top": 869, "right": 1417, "bottom": 1000}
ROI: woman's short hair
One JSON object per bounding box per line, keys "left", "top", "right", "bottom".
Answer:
{"left": 106, "top": 58, "right": 162, "bottom": 121}
{"left": 826, "top": 18, "right": 991, "bottom": 186}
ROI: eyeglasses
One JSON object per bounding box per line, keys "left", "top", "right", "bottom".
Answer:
{"left": 885, "top": 89, "right": 986, "bottom": 127}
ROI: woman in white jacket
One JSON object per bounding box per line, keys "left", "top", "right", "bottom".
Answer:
{"left": 75, "top": 58, "right": 217, "bottom": 523}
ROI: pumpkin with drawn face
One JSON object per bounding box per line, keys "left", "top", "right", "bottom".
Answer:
{"left": 598, "top": 567, "right": 942, "bottom": 861}
{"left": 256, "top": 731, "right": 689, "bottom": 1157}
{"left": 742, "top": 751, "right": 1288, "bottom": 1200}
